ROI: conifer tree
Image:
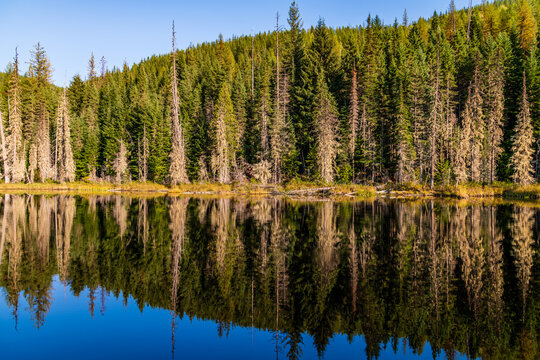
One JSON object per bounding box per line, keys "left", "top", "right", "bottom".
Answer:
{"left": 429, "top": 33, "right": 442, "bottom": 189}
{"left": 55, "top": 90, "right": 75, "bottom": 182}
{"left": 270, "top": 13, "right": 288, "bottom": 184}
{"left": 0, "top": 110, "right": 8, "bottom": 183}
{"left": 468, "top": 63, "right": 485, "bottom": 182}
{"left": 484, "top": 40, "right": 505, "bottom": 183}
{"left": 314, "top": 73, "right": 338, "bottom": 183}
{"left": 29, "top": 43, "right": 53, "bottom": 182}
{"left": 7, "top": 49, "right": 25, "bottom": 183}
{"left": 348, "top": 63, "right": 359, "bottom": 177}
{"left": 138, "top": 125, "right": 149, "bottom": 182}
{"left": 88, "top": 53, "right": 97, "bottom": 80}
{"left": 169, "top": 22, "right": 189, "bottom": 185}
{"left": 113, "top": 140, "right": 129, "bottom": 183}
{"left": 511, "top": 72, "right": 535, "bottom": 185}
{"left": 517, "top": 0, "right": 537, "bottom": 53}
{"left": 211, "top": 85, "right": 236, "bottom": 184}
{"left": 396, "top": 91, "right": 415, "bottom": 183}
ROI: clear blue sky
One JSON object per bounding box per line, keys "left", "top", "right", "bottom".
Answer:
{"left": 0, "top": 0, "right": 482, "bottom": 85}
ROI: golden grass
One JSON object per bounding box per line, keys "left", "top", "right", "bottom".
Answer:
{"left": 1, "top": 180, "right": 539, "bottom": 201}
{"left": 0, "top": 181, "right": 377, "bottom": 199}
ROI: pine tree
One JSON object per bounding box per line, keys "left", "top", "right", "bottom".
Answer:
{"left": 113, "top": 140, "right": 129, "bottom": 183}
{"left": 7, "top": 49, "right": 25, "bottom": 183}
{"left": 287, "top": 1, "right": 313, "bottom": 176}
{"left": 29, "top": 43, "right": 54, "bottom": 182}
{"left": 409, "top": 47, "right": 429, "bottom": 183}
{"left": 88, "top": 53, "right": 97, "bottom": 80}
{"left": 270, "top": 13, "right": 288, "bottom": 184}
{"left": 468, "top": 63, "right": 485, "bottom": 182}
{"left": 314, "top": 73, "right": 339, "bottom": 183}
{"left": 517, "top": 0, "right": 537, "bottom": 53}
{"left": 484, "top": 39, "right": 505, "bottom": 183}
{"left": 55, "top": 90, "right": 75, "bottom": 182}
{"left": 429, "top": 33, "right": 442, "bottom": 189}
{"left": 138, "top": 125, "right": 149, "bottom": 182}
{"left": 0, "top": 109, "right": 8, "bottom": 183}
{"left": 511, "top": 72, "right": 535, "bottom": 184}
{"left": 348, "top": 63, "right": 359, "bottom": 177}
{"left": 211, "top": 85, "right": 236, "bottom": 184}
{"left": 396, "top": 91, "right": 415, "bottom": 183}
{"left": 169, "top": 22, "right": 189, "bottom": 185}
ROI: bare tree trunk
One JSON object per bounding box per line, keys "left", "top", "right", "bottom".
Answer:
{"left": 0, "top": 111, "right": 9, "bottom": 183}
{"left": 430, "top": 36, "right": 441, "bottom": 189}
{"left": 169, "top": 21, "right": 189, "bottom": 185}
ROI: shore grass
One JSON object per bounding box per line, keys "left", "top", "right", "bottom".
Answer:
{"left": 387, "top": 182, "right": 540, "bottom": 199}
{"left": 0, "top": 181, "right": 377, "bottom": 198}
{"left": 0, "top": 181, "right": 538, "bottom": 200}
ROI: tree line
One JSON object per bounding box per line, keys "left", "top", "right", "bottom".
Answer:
{"left": 3, "top": 0, "right": 540, "bottom": 186}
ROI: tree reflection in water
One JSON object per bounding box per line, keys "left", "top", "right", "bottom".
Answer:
{"left": 0, "top": 195, "right": 539, "bottom": 359}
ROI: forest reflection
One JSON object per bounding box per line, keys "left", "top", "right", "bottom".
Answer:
{"left": 1, "top": 194, "right": 540, "bottom": 359}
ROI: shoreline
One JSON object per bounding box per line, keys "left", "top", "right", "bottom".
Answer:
{"left": 0, "top": 182, "right": 538, "bottom": 200}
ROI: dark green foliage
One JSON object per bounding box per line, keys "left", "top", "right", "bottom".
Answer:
{"left": 3, "top": 1, "right": 540, "bottom": 184}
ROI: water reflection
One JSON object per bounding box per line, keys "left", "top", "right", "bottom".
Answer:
{"left": 0, "top": 195, "right": 539, "bottom": 359}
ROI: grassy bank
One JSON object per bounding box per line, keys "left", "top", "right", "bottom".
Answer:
{"left": 388, "top": 183, "right": 540, "bottom": 200}
{"left": 0, "top": 181, "right": 539, "bottom": 200}
{"left": 0, "top": 181, "right": 377, "bottom": 198}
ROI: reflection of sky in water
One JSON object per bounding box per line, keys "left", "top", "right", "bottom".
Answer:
{"left": 0, "top": 276, "right": 468, "bottom": 359}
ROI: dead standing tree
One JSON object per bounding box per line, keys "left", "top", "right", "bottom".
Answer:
{"left": 169, "top": 21, "right": 189, "bottom": 185}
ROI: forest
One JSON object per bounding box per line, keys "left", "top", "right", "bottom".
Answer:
{"left": 2, "top": 0, "right": 540, "bottom": 187}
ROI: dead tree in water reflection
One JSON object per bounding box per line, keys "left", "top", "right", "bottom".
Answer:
{"left": 511, "top": 206, "right": 535, "bottom": 321}
{"left": 317, "top": 202, "right": 339, "bottom": 279}
{"left": 137, "top": 198, "right": 149, "bottom": 254}
{"left": 253, "top": 199, "right": 272, "bottom": 274}
{"left": 349, "top": 203, "right": 358, "bottom": 314}
{"left": 169, "top": 197, "right": 189, "bottom": 359}
{"left": 271, "top": 199, "right": 289, "bottom": 358}
{"left": 55, "top": 196, "right": 75, "bottom": 285}
{"left": 113, "top": 196, "right": 129, "bottom": 240}
{"left": 457, "top": 206, "right": 484, "bottom": 317}
{"left": 6, "top": 195, "right": 25, "bottom": 328}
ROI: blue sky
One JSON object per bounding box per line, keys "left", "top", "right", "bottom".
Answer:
{"left": 0, "top": 0, "right": 482, "bottom": 85}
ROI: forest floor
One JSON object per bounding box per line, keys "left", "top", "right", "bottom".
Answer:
{"left": 0, "top": 181, "right": 539, "bottom": 200}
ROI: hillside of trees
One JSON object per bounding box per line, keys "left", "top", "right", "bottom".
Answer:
{"left": 3, "top": 0, "right": 540, "bottom": 187}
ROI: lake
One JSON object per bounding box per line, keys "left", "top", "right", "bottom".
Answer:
{"left": 0, "top": 194, "right": 536, "bottom": 359}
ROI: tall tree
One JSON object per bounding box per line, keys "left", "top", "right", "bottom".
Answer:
{"left": 211, "top": 85, "right": 236, "bottom": 184}
{"left": 511, "top": 72, "right": 535, "bottom": 185}
{"left": 55, "top": 90, "right": 75, "bottom": 182}
{"left": 348, "top": 62, "right": 359, "bottom": 178}
{"left": 270, "top": 13, "right": 288, "bottom": 184}
{"left": 169, "top": 22, "right": 189, "bottom": 185}
{"left": 7, "top": 49, "right": 25, "bottom": 183}
{"left": 29, "top": 43, "right": 54, "bottom": 182}
{"left": 484, "top": 39, "right": 505, "bottom": 183}
{"left": 314, "top": 73, "right": 339, "bottom": 183}
{"left": 517, "top": 0, "right": 537, "bottom": 53}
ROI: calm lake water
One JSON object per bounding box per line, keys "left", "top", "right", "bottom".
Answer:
{"left": 1, "top": 195, "right": 537, "bottom": 359}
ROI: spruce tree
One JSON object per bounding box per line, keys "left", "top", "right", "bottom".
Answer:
{"left": 55, "top": 90, "right": 75, "bottom": 182}
{"left": 28, "top": 43, "right": 54, "bottom": 182}
{"left": 511, "top": 72, "right": 535, "bottom": 185}
{"left": 7, "top": 49, "right": 25, "bottom": 183}
{"left": 484, "top": 38, "right": 505, "bottom": 183}
{"left": 211, "top": 85, "right": 236, "bottom": 184}
{"left": 314, "top": 72, "right": 339, "bottom": 183}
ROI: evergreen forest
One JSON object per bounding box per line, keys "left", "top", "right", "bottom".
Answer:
{"left": 3, "top": 0, "right": 540, "bottom": 187}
